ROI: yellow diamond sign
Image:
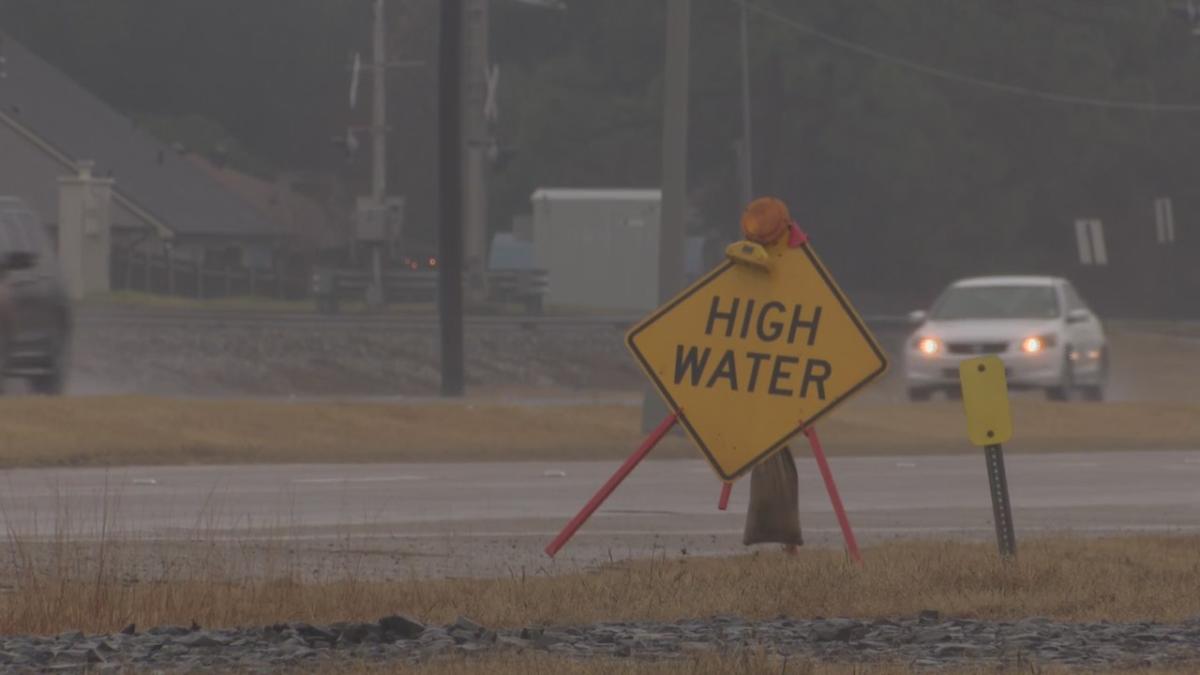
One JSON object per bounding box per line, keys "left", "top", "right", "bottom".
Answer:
{"left": 627, "top": 242, "right": 888, "bottom": 480}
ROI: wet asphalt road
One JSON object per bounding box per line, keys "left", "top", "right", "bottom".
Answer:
{"left": 0, "top": 450, "right": 1197, "bottom": 577}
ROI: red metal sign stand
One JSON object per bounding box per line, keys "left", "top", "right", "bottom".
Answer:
{"left": 717, "top": 482, "right": 733, "bottom": 510}
{"left": 544, "top": 412, "right": 679, "bottom": 558}
{"left": 804, "top": 427, "right": 862, "bottom": 565}
{"left": 545, "top": 414, "right": 862, "bottom": 565}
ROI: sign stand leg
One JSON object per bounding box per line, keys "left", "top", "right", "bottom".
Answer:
{"left": 545, "top": 413, "right": 679, "bottom": 558}
{"left": 804, "top": 427, "right": 863, "bottom": 565}
{"left": 717, "top": 482, "right": 732, "bottom": 511}
{"left": 983, "top": 444, "right": 1017, "bottom": 558}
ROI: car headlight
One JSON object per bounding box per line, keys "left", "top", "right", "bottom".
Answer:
{"left": 914, "top": 337, "right": 942, "bottom": 356}
{"left": 1020, "top": 335, "right": 1057, "bottom": 354}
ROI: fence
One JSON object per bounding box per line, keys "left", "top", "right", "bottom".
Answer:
{"left": 111, "top": 250, "right": 307, "bottom": 300}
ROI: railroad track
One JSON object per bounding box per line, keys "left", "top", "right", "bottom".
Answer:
{"left": 75, "top": 307, "right": 642, "bottom": 330}
{"left": 75, "top": 306, "right": 912, "bottom": 331}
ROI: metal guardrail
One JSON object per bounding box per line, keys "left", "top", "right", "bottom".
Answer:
{"left": 488, "top": 269, "right": 549, "bottom": 314}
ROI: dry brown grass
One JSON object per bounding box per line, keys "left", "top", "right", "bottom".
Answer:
{"left": 821, "top": 399, "right": 1200, "bottom": 455}
{"left": 0, "top": 396, "right": 691, "bottom": 467}
{"left": 2, "top": 536, "right": 1198, "bottom": 636}
{"left": 0, "top": 396, "right": 1198, "bottom": 469}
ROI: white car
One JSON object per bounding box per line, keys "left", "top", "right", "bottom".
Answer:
{"left": 904, "top": 276, "right": 1107, "bottom": 402}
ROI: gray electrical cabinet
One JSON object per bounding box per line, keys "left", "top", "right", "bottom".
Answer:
{"left": 530, "top": 188, "right": 662, "bottom": 311}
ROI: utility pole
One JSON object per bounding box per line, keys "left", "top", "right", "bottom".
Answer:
{"left": 463, "top": 0, "right": 491, "bottom": 304}
{"left": 439, "top": 0, "right": 466, "bottom": 397}
{"left": 368, "top": 0, "right": 388, "bottom": 307}
{"left": 644, "top": 0, "right": 691, "bottom": 431}
{"left": 737, "top": 1, "right": 753, "bottom": 207}
{"left": 348, "top": 1, "right": 420, "bottom": 307}
{"left": 658, "top": 0, "right": 690, "bottom": 305}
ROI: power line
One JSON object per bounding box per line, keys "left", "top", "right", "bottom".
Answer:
{"left": 735, "top": 0, "right": 1200, "bottom": 113}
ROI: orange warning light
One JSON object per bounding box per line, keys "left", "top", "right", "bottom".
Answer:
{"left": 740, "top": 197, "right": 792, "bottom": 245}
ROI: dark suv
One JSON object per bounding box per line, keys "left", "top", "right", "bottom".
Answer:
{"left": 0, "top": 197, "right": 71, "bottom": 394}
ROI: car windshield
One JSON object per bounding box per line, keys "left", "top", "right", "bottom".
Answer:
{"left": 931, "top": 285, "right": 1060, "bottom": 320}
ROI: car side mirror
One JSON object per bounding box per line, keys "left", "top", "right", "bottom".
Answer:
{"left": 1066, "top": 308, "right": 1091, "bottom": 324}
{"left": 0, "top": 251, "right": 36, "bottom": 272}
{"left": 907, "top": 309, "right": 928, "bottom": 325}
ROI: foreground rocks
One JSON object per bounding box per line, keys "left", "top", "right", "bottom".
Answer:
{"left": 3, "top": 612, "right": 1199, "bottom": 672}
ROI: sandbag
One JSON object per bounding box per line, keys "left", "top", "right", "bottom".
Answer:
{"left": 742, "top": 446, "right": 803, "bottom": 546}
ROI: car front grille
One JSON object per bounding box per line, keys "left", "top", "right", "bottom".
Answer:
{"left": 946, "top": 342, "right": 1008, "bottom": 355}
{"left": 944, "top": 367, "right": 1012, "bottom": 379}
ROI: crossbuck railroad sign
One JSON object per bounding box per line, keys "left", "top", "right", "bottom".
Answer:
{"left": 627, "top": 241, "right": 888, "bottom": 480}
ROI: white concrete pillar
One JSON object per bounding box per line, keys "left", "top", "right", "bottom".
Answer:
{"left": 57, "top": 160, "right": 114, "bottom": 300}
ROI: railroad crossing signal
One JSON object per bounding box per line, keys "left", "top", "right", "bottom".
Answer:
{"left": 626, "top": 241, "right": 888, "bottom": 480}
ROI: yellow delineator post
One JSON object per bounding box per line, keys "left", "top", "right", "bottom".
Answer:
{"left": 959, "top": 356, "right": 1017, "bottom": 558}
